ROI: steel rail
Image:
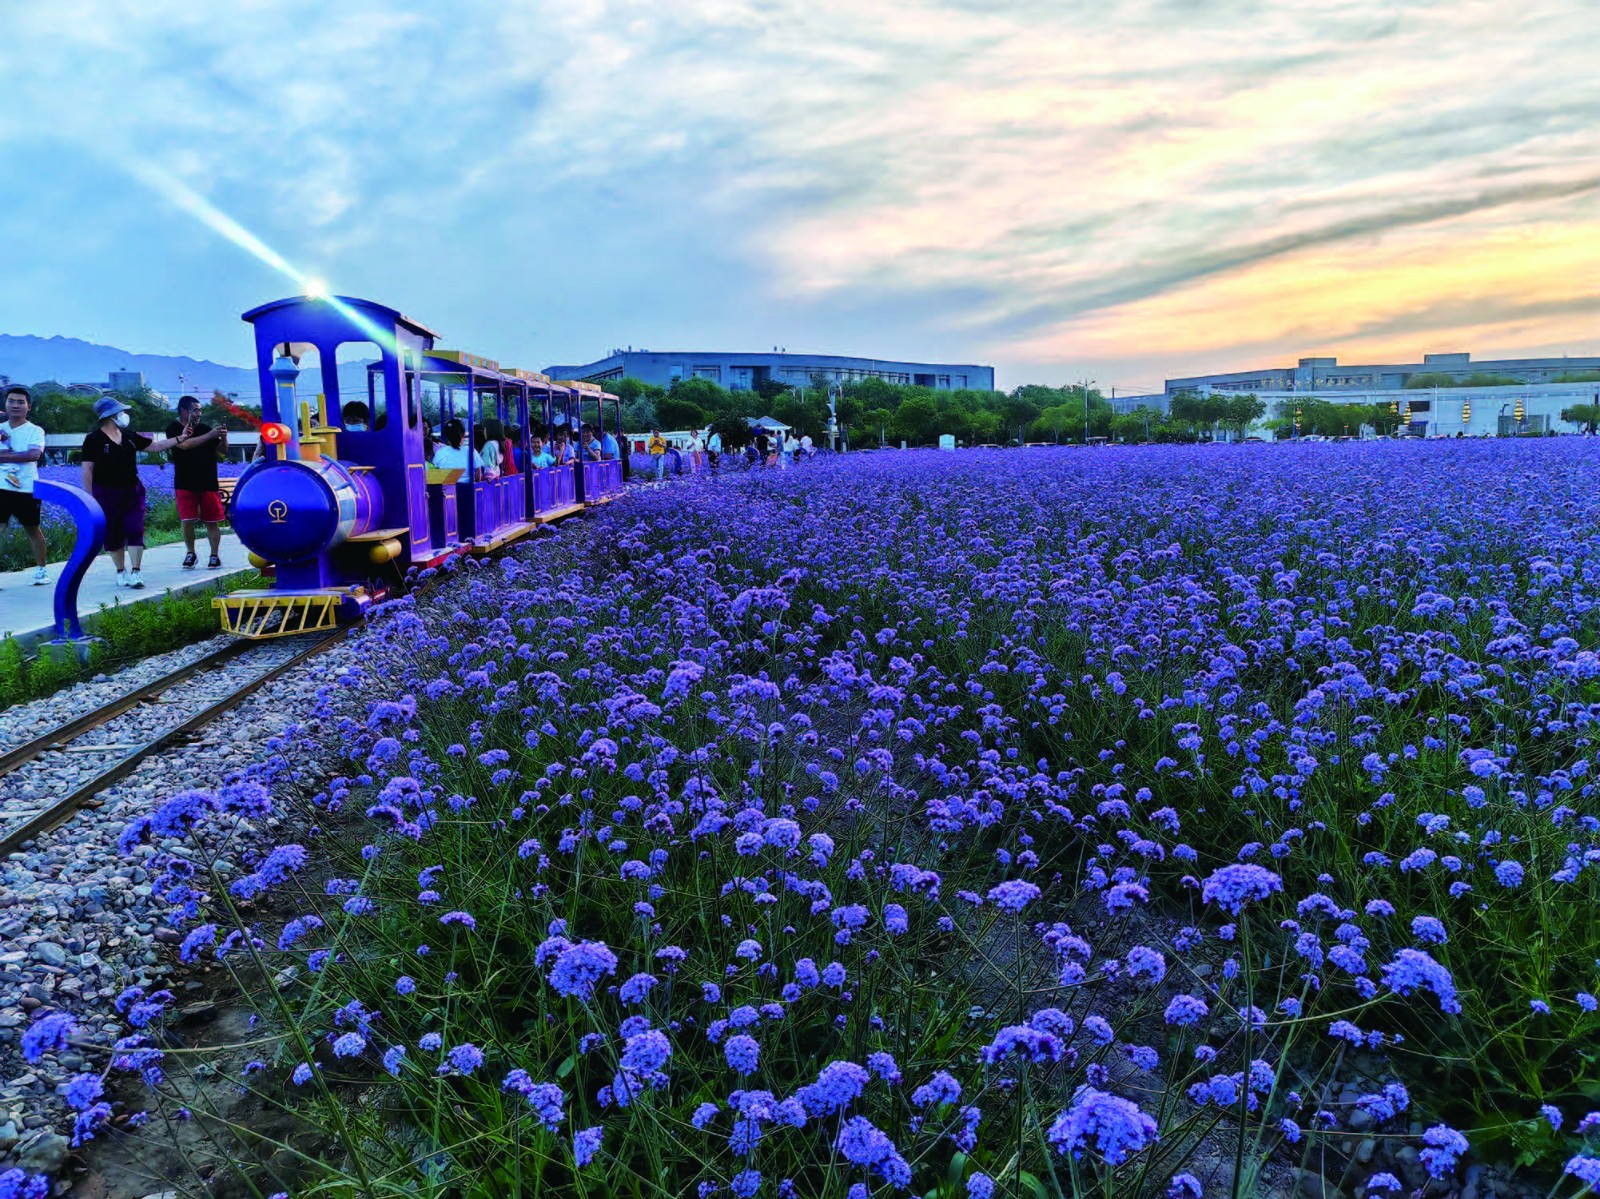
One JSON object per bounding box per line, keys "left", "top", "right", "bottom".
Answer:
{"left": 0, "top": 639, "right": 256, "bottom": 780}
{"left": 0, "top": 630, "right": 345, "bottom": 855}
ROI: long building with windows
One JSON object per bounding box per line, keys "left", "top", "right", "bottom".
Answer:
{"left": 1165, "top": 351, "right": 1600, "bottom": 401}
{"left": 542, "top": 349, "right": 995, "bottom": 393}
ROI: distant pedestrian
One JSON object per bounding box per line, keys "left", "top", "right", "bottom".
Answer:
{"left": 648, "top": 429, "right": 668, "bottom": 480}
{"left": 801, "top": 433, "right": 814, "bottom": 459}
{"left": 0, "top": 384, "right": 48, "bottom": 586}
{"left": 755, "top": 430, "right": 771, "bottom": 465}
{"left": 707, "top": 428, "right": 722, "bottom": 471}
{"left": 80, "top": 397, "right": 183, "bottom": 589}
{"left": 165, "top": 394, "right": 228, "bottom": 570}
{"left": 689, "top": 429, "right": 704, "bottom": 472}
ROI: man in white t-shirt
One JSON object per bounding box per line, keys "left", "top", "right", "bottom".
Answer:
{"left": 0, "top": 385, "right": 48, "bottom": 585}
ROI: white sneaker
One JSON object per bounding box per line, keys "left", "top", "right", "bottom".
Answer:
{"left": 32, "top": 566, "right": 47, "bottom": 586}
{"left": 115, "top": 571, "right": 129, "bottom": 588}
{"left": 127, "top": 570, "right": 145, "bottom": 590}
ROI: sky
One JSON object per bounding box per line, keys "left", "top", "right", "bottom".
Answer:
{"left": 0, "top": 0, "right": 1596, "bottom": 394}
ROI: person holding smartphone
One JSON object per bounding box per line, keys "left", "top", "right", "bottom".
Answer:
{"left": 166, "top": 394, "right": 228, "bottom": 569}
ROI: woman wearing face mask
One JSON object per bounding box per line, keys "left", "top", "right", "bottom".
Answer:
{"left": 80, "top": 396, "right": 183, "bottom": 589}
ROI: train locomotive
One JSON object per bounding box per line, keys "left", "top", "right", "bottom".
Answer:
{"left": 216, "top": 294, "right": 624, "bottom": 637}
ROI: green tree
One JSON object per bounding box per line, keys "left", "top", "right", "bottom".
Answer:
{"left": 772, "top": 390, "right": 827, "bottom": 442}
{"left": 1035, "top": 404, "right": 1075, "bottom": 443}
{"left": 1168, "top": 390, "right": 1207, "bottom": 438}
{"left": 1561, "top": 404, "right": 1600, "bottom": 433}
{"left": 1222, "top": 393, "right": 1265, "bottom": 440}
{"left": 664, "top": 375, "right": 733, "bottom": 418}
{"left": 891, "top": 394, "right": 940, "bottom": 445}
{"left": 1002, "top": 391, "right": 1041, "bottom": 445}
{"left": 967, "top": 408, "right": 1003, "bottom": 444}
{"left": 656, "top": 395, "right": 707, "bottom": 430}
{"left": 710, "top": 412, "right": 750, "bottom": 450}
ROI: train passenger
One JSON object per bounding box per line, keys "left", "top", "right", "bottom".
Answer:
{"left": 341, "top": 400, "right": 370, "bottom": 432}
{"left": 648, "top": 429, "right": 667, "bottom": 479}
{"left": 599, "top": 425, "right": 619, "bottom": 462}
{"left": 581, "top": 424, "right": 602, "bottom": 462}
{"left": 550, "top": 432, "right": 573, "bottom": 466}
{"left": 0, "top": 384, "right": 48, "bottom": 586}
{"left": 80, "top": 396, "right": 186, "bottom": 590}
{"left": 474, "top": 423, "right": 502, "bottom": 479}
{"left": 166, "top": 394, "right": 228, "bottom": 571}
{"left": 431, "top": 418, "right": 483, "bottom": 480}
{"left": 503, "top": 425, "right": 520, "bottom": 475}
{"left": 527, "top": 435, "right": 554, "bottom": 469}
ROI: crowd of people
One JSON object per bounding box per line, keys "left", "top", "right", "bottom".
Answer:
{"left": 0, "top": 385, "right": 230, "bottom": 591}
{"left": 645, "top": 426, "right": 817, "bottom": 478}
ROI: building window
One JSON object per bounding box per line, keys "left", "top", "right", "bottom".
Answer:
{"left": 693, "top": 366, "right": 721, "bottom": 381}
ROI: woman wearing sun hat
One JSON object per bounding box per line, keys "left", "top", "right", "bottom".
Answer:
{"left": 79, "top": 396, "right": 182, "bottom": 589}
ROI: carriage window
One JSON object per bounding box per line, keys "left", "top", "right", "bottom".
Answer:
{"left": 418, "top": 378, "right": 445, "bottom": 428}
{"left": 272, "top": 343, "right": 324, "bottom": 422}
{"left": 474, "top": 385, "right": 504, "bottom": 444}
{"left": 402, "top": 348, "right": 421, "bottom": 426}
{"left": 335, "top": 342, "right": 388, "bottom": 430}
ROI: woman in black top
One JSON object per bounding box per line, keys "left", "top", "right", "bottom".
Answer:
{"left": 80, "top": 397, "right": 182, "bottom": 590}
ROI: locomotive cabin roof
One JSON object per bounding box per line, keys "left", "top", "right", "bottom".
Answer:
{"left": 241, "top": 295, "right": 441, "bottom": 341}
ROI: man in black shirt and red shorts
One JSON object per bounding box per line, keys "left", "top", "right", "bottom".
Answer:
{"left": 166, "top": 395, "right": 228, "bottom": 569}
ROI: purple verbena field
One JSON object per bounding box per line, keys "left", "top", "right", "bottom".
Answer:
{"left": 18, "top": 440, "right": 1600, "bottom": 1199}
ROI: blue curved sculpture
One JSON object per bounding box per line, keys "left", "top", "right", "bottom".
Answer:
{"left": 34, "top": 480, "right": 105, "bottom": 643}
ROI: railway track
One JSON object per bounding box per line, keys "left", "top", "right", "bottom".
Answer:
{"left": 0, "top": 631, "right": 345, "bottom": 854}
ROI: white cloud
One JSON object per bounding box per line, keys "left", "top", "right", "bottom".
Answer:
{"left": 0, "top": 0, "right": 1594, "bottom": 383}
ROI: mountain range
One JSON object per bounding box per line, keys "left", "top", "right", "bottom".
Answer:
{"left": 0, "top": 333, "right": 258, "bottom": 398}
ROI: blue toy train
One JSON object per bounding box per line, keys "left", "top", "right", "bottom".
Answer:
{"left": 217, "top": 294, "right": 624, "bottom": 637}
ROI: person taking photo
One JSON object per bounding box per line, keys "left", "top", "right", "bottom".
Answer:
{"left": 166, "top": 394, "right": 229, "bottom": 570}
{"left": 80, "top": 396, "right": 184, "bottom": 589}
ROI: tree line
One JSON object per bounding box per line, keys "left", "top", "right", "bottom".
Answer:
{"left": 19, "top": 381, "right": 260, "bottom": 439}
{"left": 605, "top": 376, "right": 1276, "bottom": 447}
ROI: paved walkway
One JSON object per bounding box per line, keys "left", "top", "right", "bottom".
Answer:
{"left": 0, "top": 534, "right": 251, "bottom": 648}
